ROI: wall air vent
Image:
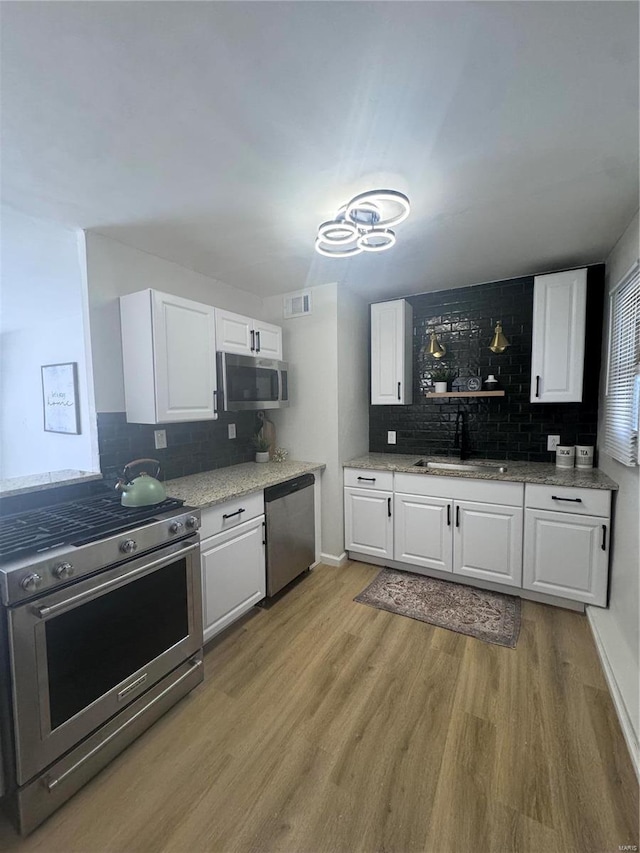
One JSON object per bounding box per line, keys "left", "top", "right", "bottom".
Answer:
{"left": 283, "top": 290, "right": 312, "bottom": 319}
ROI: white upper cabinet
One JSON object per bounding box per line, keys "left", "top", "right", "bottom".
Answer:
{"left": 215, "top": 310, "right": 254, "bottom": 356}
{"left": 120, "top": 289, "right": 217, "bottom": 424}
{"left": 530, "top": 268, "right": 587, "bottom": 403}
{"left": 371, "top": 299, "right": 413, "bottom": 405}
{"left": 216, "top": 309, "right": 283, "bottom": 360}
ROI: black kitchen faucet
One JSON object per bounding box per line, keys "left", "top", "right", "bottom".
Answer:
{"left": 453, "top": 410, "right": 469, "bottom": 460}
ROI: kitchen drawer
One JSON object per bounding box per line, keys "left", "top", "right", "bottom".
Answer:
{"left": 525, "top": 484, "right": 610, "bottom": 518}
{"left": 394, "top": 472, "right": 523, "bottom": 507}
{"left": 200, "top": 491, "right": 264, "bottom": 540}
{"left": 344, "top": 468, "right": 393, "bottom": 491}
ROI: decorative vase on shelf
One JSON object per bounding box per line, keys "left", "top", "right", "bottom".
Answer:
{"left": 434, "top": 381, "right": 448, "bottom": 393}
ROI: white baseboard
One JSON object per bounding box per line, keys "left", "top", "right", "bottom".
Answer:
{"left": 319, "top": 551, "right": 348, "bottom": 567}
{"left": 587, "top": 608, "right": 640, "bottom": 781}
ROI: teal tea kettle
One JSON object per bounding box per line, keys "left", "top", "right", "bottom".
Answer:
{"left": 116, "top": 459, "right": 167, "bottom": 507}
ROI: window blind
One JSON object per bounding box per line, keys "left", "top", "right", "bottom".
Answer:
{"left": 604, "top": 261, "right": 640, "bottom": 466}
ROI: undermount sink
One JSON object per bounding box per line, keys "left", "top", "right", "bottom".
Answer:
{"left": 414, "top": 460, "right": 508, "bottom": 474}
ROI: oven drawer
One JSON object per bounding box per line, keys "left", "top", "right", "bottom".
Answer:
{"left": 199, "top": 491, "right": 264, "bottom": 539}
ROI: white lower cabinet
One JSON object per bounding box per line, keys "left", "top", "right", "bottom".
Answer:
{"left": 394, "top": 493, "right": 452, "bottom": 572}
{"left": 344, "top": 486, "right": 393, "bottom": 559}
{"left": 523, "top": 509, "right": 609, "bottom": 606}
{"left": 344, "top": 469, "right": 612, "bottom": 608}
{"left": 453, "top": 501, "right": 523, "bottom": 587}
{"left": 201, "top": 515, "right": 266, "bottom": 643}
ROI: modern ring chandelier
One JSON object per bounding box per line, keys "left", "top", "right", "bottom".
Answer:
{"left": 315, "top": 189, "right": 410, "bottom": 258}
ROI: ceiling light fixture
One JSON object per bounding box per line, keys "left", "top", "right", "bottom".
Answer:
{"left": 315, "top": 189, "right": 410, "bottom": 258}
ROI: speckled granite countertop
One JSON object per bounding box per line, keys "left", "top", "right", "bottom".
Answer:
{"left": 345, "top": 453, "right": 618, "bottom": 490}
{"left": 165, "top": 460, "right": 326, "bottom": 509}
{"left": 0, "top": 470, "right": 103, "bottom": 498}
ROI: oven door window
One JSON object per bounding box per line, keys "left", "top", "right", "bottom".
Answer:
{"left": 45, "top": 560, "right": 188, "bottom": 730}
{"left": 227, "top": 364, "right": 279, "bottom": 403}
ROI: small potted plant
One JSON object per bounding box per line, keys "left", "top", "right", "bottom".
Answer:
{"left": 429, "top": 367, "right": 456, "bottom": 393}
{"left": 253, "top": 434, "right": 271, "bottom": 462}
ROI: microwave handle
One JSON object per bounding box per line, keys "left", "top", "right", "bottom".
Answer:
{"left": 278, "top": 369, "right": 287, "bottom": 403}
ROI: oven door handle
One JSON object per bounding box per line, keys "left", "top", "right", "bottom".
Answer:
{"left": 32, "top": 541, "right": 199, "bottom": 620}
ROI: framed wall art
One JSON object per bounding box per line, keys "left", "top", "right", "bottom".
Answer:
{"left": 41, "top": 362, "right": 81, "bottom": 434}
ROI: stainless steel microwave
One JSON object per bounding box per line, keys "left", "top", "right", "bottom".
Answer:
{"left": 216, "top": 352, "right": 289, "bottom": 411}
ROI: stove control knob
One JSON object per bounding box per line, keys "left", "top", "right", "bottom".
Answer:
{"left": 169, "top": 521, "right": 184, "bottom": 535}
{"left": 186, "top": 516, "right": 199, "bottom": 530}
{"left": 53, "top": 562, "right": 74, "bottom": 580}
{"left": 120, "top": 539, "right": 138, "bottom": 554}
{"left": 21, "top": 573, "right": 42, "bottom": 592}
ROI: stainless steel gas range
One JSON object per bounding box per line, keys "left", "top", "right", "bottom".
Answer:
{"left": 0, "top": 491, "right": 203, "bottom": 835}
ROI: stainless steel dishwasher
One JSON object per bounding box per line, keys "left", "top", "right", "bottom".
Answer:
{"left": 264, "top": 473, "right": 315, "bottom": 597}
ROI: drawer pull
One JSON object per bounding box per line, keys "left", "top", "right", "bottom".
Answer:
{"left": 601, "top": 524, "right": 607, "bottom": 551}
{"left": 551, "top": 496, "right": 582, "bottom": 503}
{"left": 357, "top": 476, "right": 376, "bottom": 482}
{"left": 222, "top": 508, "right": 246, "bottom": 520}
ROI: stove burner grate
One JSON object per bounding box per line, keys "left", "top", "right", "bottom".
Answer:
{"left": 0, "top": 494, "right": 184, "bottom": 561}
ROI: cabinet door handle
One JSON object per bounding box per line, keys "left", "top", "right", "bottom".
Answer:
{"left": 256, "top": 331, "right": 261, "bottom": 352}
{"left": 357, "top": 476, "right": 376, "bottom": 482}
{"left": 250, "top": 330, "right": 255, "bottom": 351}
{"left": 213, "top": 389, "right": 218, "bottom": 414}
{"left": 262, "top": 521, "right": 266, "bottom": 546}
{"left": 535, "top": 375, "right": 541, "bottom": 398}
{"left": 388, "top": 497, "right": 392, "bottom": 518}
{"left": 456, "top": 506, "right": 460, "bottom": 528}
{"left": 447, "top": 504, "right": 451, "bottom": 526}
{"left": 551, "top": 496, "right": 582, "bottom": 503}
{"left": 397, "top": 382, "right": 401, "bottom": 401}
{"left": 601, "top": 524, "right": 607, "bottom": 551}
{"left": 222, "top": 508, "right": 245, "bottom": 520}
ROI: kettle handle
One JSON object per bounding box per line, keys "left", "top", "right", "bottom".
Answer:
{"left": 123, "top": 458, "right": 161, "bottom": 481}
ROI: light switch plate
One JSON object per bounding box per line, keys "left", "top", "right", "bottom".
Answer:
{"left": 154, "top": 430, "right": 167, "bottom": 450}
{"left": 228, "top": 423, "right": 236, "bottom": 440}
{"left": 547, "top": 435, "right": 560, "bottom": 451}
{"left": 387, "top": 431, "right": 397, "bottom": 445}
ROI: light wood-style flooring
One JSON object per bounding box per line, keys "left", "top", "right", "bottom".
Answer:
{"left": 0, "top": 561, "right": 637, "bottom": 853}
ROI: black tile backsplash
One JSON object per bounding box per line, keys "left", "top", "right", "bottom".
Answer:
{"left": 369, "top": 267, "right": 604, "bottom": 462}
{"left": 97, "top": 410, "right": 261, "bottom": 483}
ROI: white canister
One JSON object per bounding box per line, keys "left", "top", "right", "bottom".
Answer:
{"left": 575, "top": 445, "right": 594, "bottom": 469}
{"left": 434, "top": 382, "right": 448, "bottom": 393}
{"left": 556, "top": 446, "right": 575, "bottom": 468}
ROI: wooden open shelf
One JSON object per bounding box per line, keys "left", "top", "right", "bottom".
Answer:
{"left": 426, "top": 390, "right": 506, "bottom": 398}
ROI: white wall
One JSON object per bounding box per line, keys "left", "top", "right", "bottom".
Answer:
{"left": 85, "top": 232, "right": 264, "bottom": 413}
{"left": 263, "top": 284, "right": 341, "bottom": 557}
{"left": 263, "top": 283, "right": 369, "bottom": 560}
{"left": 590, "top": 210, "right": 640, "bottom": 774}
{"left": 336, "top": 287, "right": 370, "bottom": 486}
{"left": 0, "top": 207, "right": 98, "bottom": 478}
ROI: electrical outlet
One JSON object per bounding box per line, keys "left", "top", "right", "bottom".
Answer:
{"left": 154, "top": 430, "right": 167, "bottom": 450}
{"left": 547, "top": 435, "right": 560, "bottom": 451}
{"left": 387, "top": 431, "right": 397, "bottom": 445}
{"left": 228, "top": 423, "right": 236, "bottom": 439}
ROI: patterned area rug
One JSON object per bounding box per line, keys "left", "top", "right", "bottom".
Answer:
{"left": 354, "top": 568, "right": 521, "bottom": 648}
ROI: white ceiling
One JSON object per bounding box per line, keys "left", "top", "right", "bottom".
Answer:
{"left": 1, "top": 1, "right": 638, "bottom": 300}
